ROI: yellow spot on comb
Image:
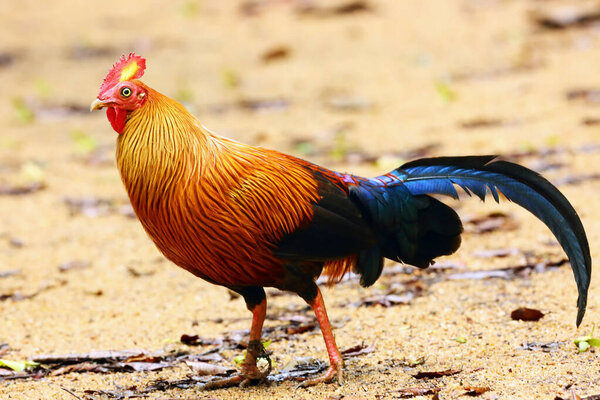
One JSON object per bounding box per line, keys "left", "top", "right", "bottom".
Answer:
{"left": 120, "top": 61, "right": 139, "bottom": 82}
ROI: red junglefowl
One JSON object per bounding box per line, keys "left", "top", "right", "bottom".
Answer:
{"left": 91, "top": 53, "right": 591, "bottom": 388}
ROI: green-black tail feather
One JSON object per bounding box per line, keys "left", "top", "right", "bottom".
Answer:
{"left": 350, "top": 155, "right": 591, "bottom": 326}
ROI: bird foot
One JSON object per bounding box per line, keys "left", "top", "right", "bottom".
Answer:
{"left": 202, "top": 363, "right": 271, "bottom": 390}
{"left": 202, "top": 341, "right": 272, "bottom": 390}
{"left": 297, "top": 362, "right": 343, "bottom": 388}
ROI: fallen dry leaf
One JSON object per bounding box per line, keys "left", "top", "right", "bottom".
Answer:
{"left": 298, "top": 0, "right": 372, "bottom": 16}
{"left": 261, "top": 46, "right": 291, "bottom": 63}
{"left": 180, "top": 334, "right": 219, "bottom": 346}
{"left": 460, "top": 118, "right": 503, "bottom": 129}
{"left": 396, "top": 387, "right": 441, "bottom": 398}
{"left": 0, "top": 182, "right": 45, "bottom": 196}
{"left": 184, "top": 361, "right": 233, "bottom": 376}
{"left": 511, "top": 307, "right": 545, "bottom": 322}
{"left": 413, "top": 369, "right": 462, "bottom": 379}
{"left": 463, "top": 386, "right": 490, "bottom": 396}
{"left": 463, "top": 212, "right": 519, "bottom": 234}
{"left": 532, "top": 6, "right": 600, "bottom": 30}
{"left": 341, "top": 342, "right": 375, "bottom": 359}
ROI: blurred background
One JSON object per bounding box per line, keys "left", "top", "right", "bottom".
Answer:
{"left": 1, "top": 1, "right": 600, "bottom": 398}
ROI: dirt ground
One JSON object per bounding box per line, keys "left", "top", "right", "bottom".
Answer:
{"left": 1, "top": 0, "right": 600, "bottom": 399}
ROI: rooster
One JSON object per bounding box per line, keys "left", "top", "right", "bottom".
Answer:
{"left": 91, "top": 53, "right": 591, "bottom": 388}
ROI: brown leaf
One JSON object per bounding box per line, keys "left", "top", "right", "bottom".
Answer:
{"left": 413, "top": 369, "right": 462, "bottom": 379}
{"left": 511, "top": 307, "right": 545, "bottom": 322}
{"left": 0, "top": 52, "right": 17, "bottom": 68}
{"left": 261, "top": 46, "right": 291, "bottom": 63}
{"left": 286, "top": 323, "right": 317, "bottom": 335}
{"left": 471, "top": 248, "right": 519, "bottom": 259}
{"left": 460, "top": 118, "right": 503, "bottom": 129}
{"left": 356, "top": 292, "right": 415, "bottom": 307}
{"left": 532, "top": 6, "right": 600, "bottom": 30}
{"left": 463, "top": 386, "right": 490, "bottom": 396}
{"left": 464, "top": 212, "right": 519, "bottom": 234}
{"left": 341, "top": 342, "right": 375, "bottom": 359}
{"left": 396, "top": 387, "right": 441, "bottom": 398}
{"left": 446, "top": 258, "right": 568, "bottom": 281}
{"left": 0, "top": 182, "right": 45, "bottom": 196}
{"left": 298, "top": 0, "right": 372, "bottom": 16}
{"left": 50, "top": 362, "right": 108, "bottom": 376}
{"left": 236, "top": 98, "right": 290, "bottom": 112}
{"left": 180, "top": 334, "right": 218, "bottom": 346}
{"left": 582, "top": 117, "right": 600, "bottom": 126}
{"left": 127, "top": 267, "right": 155, "bottom": 277}
{"left": 34, "top": 350, "right": 147, "bottom": 364}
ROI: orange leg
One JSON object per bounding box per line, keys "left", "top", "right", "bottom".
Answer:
{"left": 299, "top": 287, "right": 344, "bottom": 387}
{"left": 203, "top": 297, "right": 271, "bottom": 390}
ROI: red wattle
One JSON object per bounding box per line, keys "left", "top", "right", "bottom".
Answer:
{"left": 106, "top": 107, "right": 128, "bottom": 134}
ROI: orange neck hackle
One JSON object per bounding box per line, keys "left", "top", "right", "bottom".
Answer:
{"left": 114, "top": 84, "right": 334, "bottom": 287}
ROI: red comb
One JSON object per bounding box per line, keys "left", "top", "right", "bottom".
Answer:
{"left": 99, "top": 53, "right": 146, "bottom": 95}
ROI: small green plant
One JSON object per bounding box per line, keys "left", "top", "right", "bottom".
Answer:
{"left": 234, "top": 339, "right": 272, "bottom": 365}
{"left": 34, "top": 78, "right": 52, "bottom": 99}
{"left": 221, "top": 68, "right": 240, "bottom": 89}
{"left": 453, "top": 336, "right": 467, "bottom": 344}
{"left": 574, "top": 325, "right": 600, "bottom": 353}
{"left": 434, "top": 80, "right": 457, "bottom": 103}
{"left": 0, "top": 359, "right": 39, "bottom": 372}
{"left": 12, "top": 97, "right": 34, "bottom": 123}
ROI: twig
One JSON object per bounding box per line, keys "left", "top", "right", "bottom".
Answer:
{"left": 60, "top": 387, "right": 82, "bottom": 400}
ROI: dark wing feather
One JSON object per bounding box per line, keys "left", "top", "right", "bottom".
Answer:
{"left": 274, "top": 170, "right": 377, "bottom": 261}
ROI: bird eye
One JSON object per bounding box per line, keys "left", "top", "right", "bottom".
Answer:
{"left": 120, "top": 87, "right": 132, "bottom": 98}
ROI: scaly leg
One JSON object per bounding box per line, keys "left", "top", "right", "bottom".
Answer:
{"left": 203, "top": 288, "right": 271, "bottom": 390}
{"left": 298, "top": 287, "right": 344, "bottom": 387}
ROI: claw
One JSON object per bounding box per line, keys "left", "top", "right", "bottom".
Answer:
{"left": 297, "top": 361, "right": 343, "bottom": 388}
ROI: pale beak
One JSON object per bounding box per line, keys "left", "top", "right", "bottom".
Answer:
{"left": 90, "top": 98, "right": 107, "bottom": 112}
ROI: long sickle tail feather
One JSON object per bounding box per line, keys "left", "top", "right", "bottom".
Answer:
{"left": 393, "top": 156, "right": 591, "bottom": 326}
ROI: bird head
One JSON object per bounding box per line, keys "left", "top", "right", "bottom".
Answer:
{"left": 90, "top": 53, "right": 147, "bottom": 134}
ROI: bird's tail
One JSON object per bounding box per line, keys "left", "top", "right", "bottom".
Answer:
{"left": 351, "top": 156, "right": 591, "bottom": 326}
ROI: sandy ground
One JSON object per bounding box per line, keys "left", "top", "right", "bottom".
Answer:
{"left": 1, "top": 0, "right": 600, "bottom": 399}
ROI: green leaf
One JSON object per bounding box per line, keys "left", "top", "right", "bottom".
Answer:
{"left": 180, "top": 0, "right": 200, "bottom": 18}
{"left": 0, "top": 359, "right": 39, "bottom": 372}
{"left": 434, "top": 80, "right": 457, "bottom": 103}
{"left": 574, "top": 335, "right": 592, "bottom": 345}
{"left": 12, "top": 97, "right": 35, "bottom": 123}
{"left": 578, "top": 341, "right": 590, "bottom": 353}
{"left": 20, "top": 161, "right": 45, "bottom": 183}
{"left": 587, "top": 338, "right": 600, "bottom": 347}
{"left": 233, "top": 339, "right": 272, "bottom": 365}
{"left": 453, "top": 336, "right": 467, "bottom": 344}
{"left": 34, "top": 79, "right": 52, "bottom": 99}
{"left": 233, "top": 351, "right": 246, "bottom": 365}
{"left": 221, "top": 68, "right": 240, "bottom": 89}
